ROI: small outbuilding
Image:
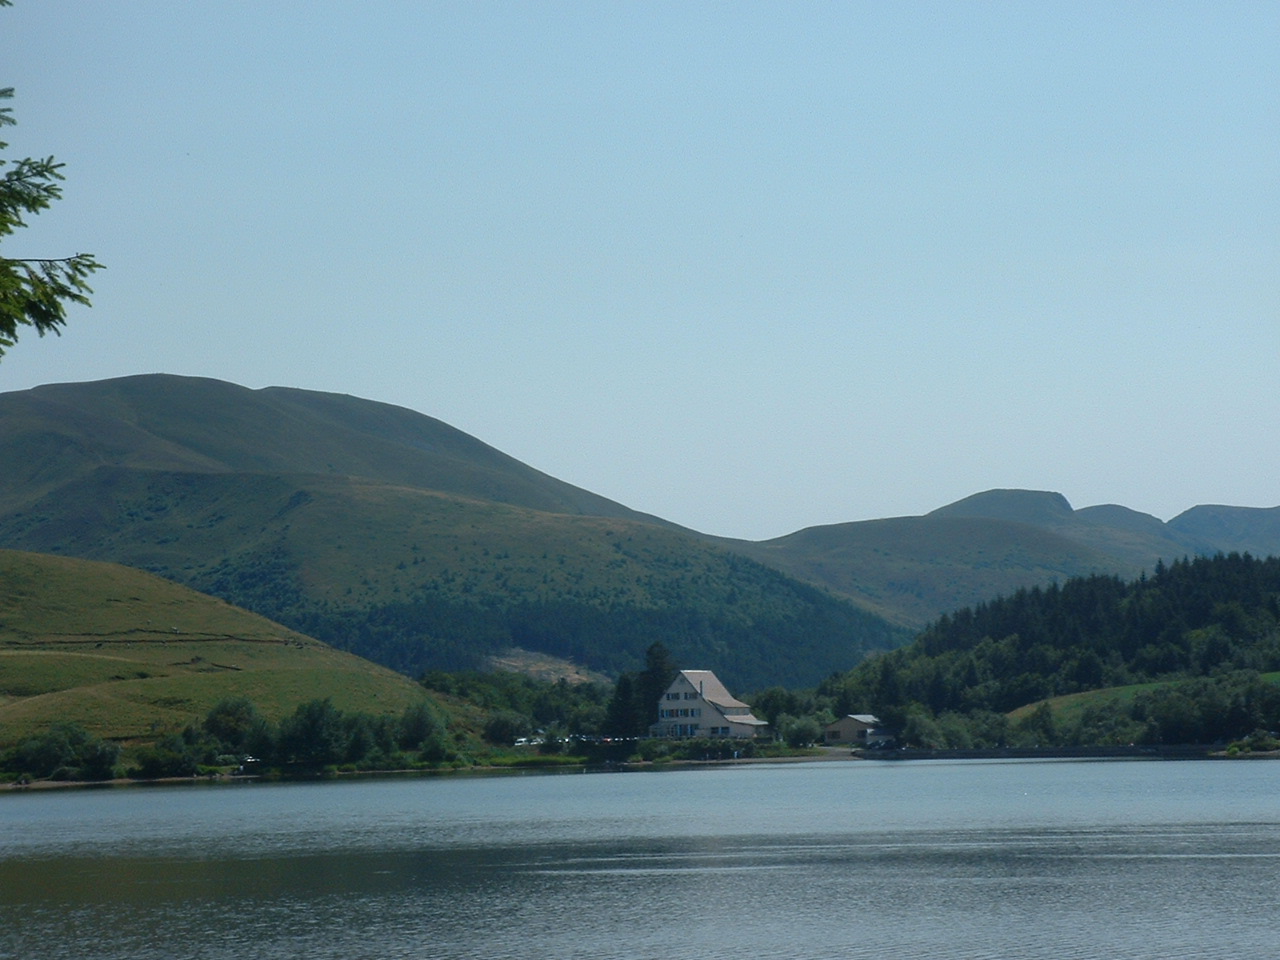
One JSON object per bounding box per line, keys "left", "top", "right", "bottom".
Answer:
{"left": 824, "top": 714, "right": 892, "bottom": 746}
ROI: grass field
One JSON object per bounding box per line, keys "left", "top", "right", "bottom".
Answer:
{"left": 0, "top": 550, "right": 435, "bottom": 745}
{"left": 1009, "top": 671, "right": 1280, "bottom": 725}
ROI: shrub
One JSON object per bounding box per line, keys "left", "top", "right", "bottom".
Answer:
{"left": 483, "top": 710, "right": 532, "bottom": 747}
{"left": 2, "top": 723, "right": 120, "bottom": 781}
{"left": 128, "top": 736, "right": 199, "bottom": 779}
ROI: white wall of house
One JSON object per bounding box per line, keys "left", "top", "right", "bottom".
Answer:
{"left": 651, "top": 670, "right": 768, "bottom": 739}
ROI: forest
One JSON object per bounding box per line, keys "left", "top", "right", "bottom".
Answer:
{"left": 0, "top": 697, "right": 459, "bottom": 783}
{"left": 194, "top": 543, "right": 901, "bottom": 691}
{"left": 818, "top": 553, "right": 1280, "bottom": 748}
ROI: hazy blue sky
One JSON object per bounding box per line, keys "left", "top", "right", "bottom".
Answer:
{"left": 4, "top": 2, "right": 1277, "bottom": 540}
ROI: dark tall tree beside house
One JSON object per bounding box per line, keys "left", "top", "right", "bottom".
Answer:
{"left": 603, "top": 673, "right": 643, "bottom": 738}
{"left": 0, "top": 66, "right": 103, "bottom": 358}
{"left": 603, "top": 642, "right": 680, "bottom": 738}
{"left": 637, "top": 641, "right": 679, "bottom": 724}
{"left": 632, "top": 642, "right": 675, "bottom": 732}
{"left": 277, "top": 698, "right": 348, "bottom": 766}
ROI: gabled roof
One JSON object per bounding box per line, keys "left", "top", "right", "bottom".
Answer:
{"left": 676, "top": 669, "right": 750, "bottom": 709}
{"left": 830, "top": 714, "right": 881, "bottom": 726}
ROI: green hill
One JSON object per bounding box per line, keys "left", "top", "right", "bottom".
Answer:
{"left": 0, "top": 373, "right": 673, "bottom": 523}
{"left": 727, "top": 488, "right": 1280, "bottom": 630}
{"left": 0, "top": 549, "right": 436, "bottom": 746}
{"left": 5, "top": 375, "right": 1278, "bottom": 685}
{"left": 1168, "top": 503, "right": 1280, "bottom": 559}
{"left": 723, "top": 513, "right": 1121, "bottom": 629}
{"left": 0, "top": 376, "right": 904, "bottom": 690}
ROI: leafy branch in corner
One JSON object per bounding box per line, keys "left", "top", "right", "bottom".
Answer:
{"left": 0, "top": 81, "right": 103, "bottom": 358}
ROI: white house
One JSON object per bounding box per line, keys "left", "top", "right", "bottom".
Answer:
{"left": 650, "top": 669, "right": 769, "bottom": 739}
{"left": 823, "top": 714, "right": 891, "bottom": 746}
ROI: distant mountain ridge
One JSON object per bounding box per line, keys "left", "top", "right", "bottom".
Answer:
{"left": 1167, "top": 503, "right": 1280, "bottom": 559}
{"left": 728, "top": 488, "right": 1280, "bottom": 629}
{"left": 926, "top": 488, "right": 1280, "bottom": 566}
{"left": 2, "top": 375, "right": 1276, "bottom": 675}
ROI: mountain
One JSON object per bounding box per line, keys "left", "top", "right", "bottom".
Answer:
{"left": 724, "top": 513, "right": 1120, "bottom": 629}
{"left": 929, "top": 489, "right": 1201, "bottom": 567}
{"left": 0, "top": 373, "right": 671, "bottom": 523}
{"left": 0, "top": 548, "right": 436, "bottom": 745}
{"left": 3, "top": 375, "right": 1276, "bottom": 681}
{"left": 729, "top": 489, "right": 1280, "bottom": 630}
{"left": 0, "top": 375, "right": 903, "bottom": 690}
{"left": 1168, "top": 504, "right": 1280, "bottom": 559}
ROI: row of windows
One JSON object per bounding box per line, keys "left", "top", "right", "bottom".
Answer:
{"left": 664, "top": 692, "right": 700, "bottom": 701}
{"left": 661, "top": 724, "right": 734, "bottom": 737}
{"left": 659, "top": 708, "right": 702, "bottom": 719}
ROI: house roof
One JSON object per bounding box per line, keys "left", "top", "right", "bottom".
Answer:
{"left": 827, "top": 714, "right": 881, "bottom": 727}
{"left": 678, "top": 669, "right": 750, "bottom": 709}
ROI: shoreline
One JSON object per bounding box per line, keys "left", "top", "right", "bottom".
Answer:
{"left": 5, "top": 743, "right": 1277, "bottom": 792}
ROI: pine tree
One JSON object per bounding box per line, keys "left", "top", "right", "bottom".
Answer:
{"left": 0, "top": 74, "right": 102, "bottom": 358}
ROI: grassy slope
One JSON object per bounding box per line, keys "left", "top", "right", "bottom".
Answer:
{"left": 0, "top": 376, "right": 904, "bottom": 686}
{"left": 2, "top": 464, "right": 854, "bottom": 617}
{"left": 0, "top": 549, "right": 435, "bottom": 745}
{"left": 0, "top": 468, "right": 905, "bottom": 687}
{"left": 1009, "top": 672, "right": 1280, "bottom": 725}
{"left": 1, "top": 374, "right": 670, "bottom": 524}
{"left": 724, "top": 514, "right": 1127, "bottom": 629}
{"left": 11, "top": 375, "right": 1278, "bottom": 681}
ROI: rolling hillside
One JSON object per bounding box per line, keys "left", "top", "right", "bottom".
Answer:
{"left": 0, "top": 373, "right": 672, "bottom": 523}
{"left": 0, "top": 549, "right": 437, "bottom": 745}
{"left": 725, "top": 512, "right": 1122, "bottom": 629}
{"left": 0, "top": 376, "right": 903, "bottom": 689}
{"left": 727, "top": 489, "right": 1280, "bottom": 630}
{"left": 2, "top": 375, "right": 1276, "bottom": 684}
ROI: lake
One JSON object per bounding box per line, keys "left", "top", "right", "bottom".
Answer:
{"left": 2, "top": 758, "right": 1278, "bottom": 959}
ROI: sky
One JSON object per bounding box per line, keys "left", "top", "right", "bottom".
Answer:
{"left": 3, "top": 2, "right": 1277, "bottom": 541}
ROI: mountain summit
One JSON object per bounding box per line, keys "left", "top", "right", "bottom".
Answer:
{"left": 2, "top": 373, "right": 668, "bottom": 524}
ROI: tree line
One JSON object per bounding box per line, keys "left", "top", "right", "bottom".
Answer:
{"left": 817, "top": 553, "right": 1280, "bottom": 748}
{"left": 0, "top": 697, "right": 458, "bottom": 783}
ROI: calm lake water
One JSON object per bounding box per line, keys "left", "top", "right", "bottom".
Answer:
{"left": 2, "top": 758, "right": 1278, "bottom": 959}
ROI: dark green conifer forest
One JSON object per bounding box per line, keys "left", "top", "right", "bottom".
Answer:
{"left": 821, "top": 554, "right": 1280, "bottom": 749}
